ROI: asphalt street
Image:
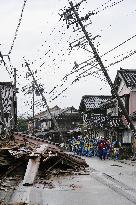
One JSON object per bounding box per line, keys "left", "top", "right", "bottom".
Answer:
{"left": 10, "top": 157, "right": 136, "bottom": 205}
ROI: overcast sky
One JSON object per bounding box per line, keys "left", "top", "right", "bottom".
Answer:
{"left": 0, "top": 0, "right": 136, "bottom": 117}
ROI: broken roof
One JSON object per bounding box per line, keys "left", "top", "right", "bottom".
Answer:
{"left": 115, "top": 68, "right": 136, "bottom": 88}
{"left": 79, "top": 95, "right": 111, "bottom": 112}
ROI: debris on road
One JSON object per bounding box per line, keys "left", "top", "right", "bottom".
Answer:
{"left": 110, "top": 164, "right": 122, "bottom": 167}
{"left": 0, "top": 133, "right": 88, "bottom": 204}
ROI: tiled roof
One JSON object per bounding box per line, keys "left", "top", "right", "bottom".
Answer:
{"left": 99, "top": 99, "right": 116, "bottom": 109}
{"left": 80, "top": 95, "right": 111, "bottom": 111}
{"left": 130, "top": 111, "right": 136, "bottom": 120}
{"left": 35, "top": 106, "right": 78, "bottom": 120}
{"left": 86, "top": 115, "right": 125, "bottom": 129}
{"left": 115, "top": 69, "right": 136, "bottom": 88}
{"left": 0, "top": 82, "right": 13, "bottom": 86}
{"left": 35, "top": 106, "right": 61, "bottom": 119}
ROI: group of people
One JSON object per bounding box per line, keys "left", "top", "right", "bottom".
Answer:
{"left": 68, "top": 136, "right": 97, "bottom": 157}
{"left": 68, "top": 135, "right": 121, "bottom": 160}
{"left": 98, "top": 137, "right": 122, "bottom": 160}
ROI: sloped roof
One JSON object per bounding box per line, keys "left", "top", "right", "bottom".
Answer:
{"left": 115, "top": 69, "right": 136, "bottom": 88}
{"left": 35, "top": 106, "right": 61, "bottom": 119}
{"left": 0, "top": 82, "right": 13, "bottom": 86}
{"left": 99, "top": 99, "right": 116, "bottom": 110}
{"left": 80, "top": 95, "right": 111, "bottom": 111}
{"left": 35, "top": 106, "right": 78, "bottom": 120}
{"left": 130, "top": 111, "right": 136, "bottom": 120}
{"left": 86, "top": 115, "right": 125, "bottom": 129}
{"left": 59, "top": 106, "right": 78, "bottom": 115}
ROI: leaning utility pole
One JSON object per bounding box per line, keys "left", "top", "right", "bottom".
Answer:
{"left": 22, "top": 81, "right": 35, "bottom": 136}
{"left": 62, "top": 1, "right": 136, "bottom": 145}
{"left": 24, "top": 60, "right": 64, "bottom": 142}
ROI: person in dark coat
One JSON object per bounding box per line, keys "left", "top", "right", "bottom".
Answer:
{"left": 98, "top": 137, "right": 107, "bottom": 160}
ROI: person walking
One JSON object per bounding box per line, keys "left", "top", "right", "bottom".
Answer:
{"left": 98, "top": 138, "right": 104, "bottom": 160}
{"left": 113, "top": 140, "right": 121, "bottom": 160}
{"left": 98, "top": 137, "right": 108, "bottom": 160}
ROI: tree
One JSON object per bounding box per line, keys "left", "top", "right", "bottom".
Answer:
{"left": 17, "top": 116, "right": 28, "bottom": 132}
{"left": 79, "top": 100, "right": 86, "bottom": 112}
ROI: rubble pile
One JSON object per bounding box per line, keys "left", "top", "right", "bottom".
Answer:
{"left": 0, "top": 149, "right": 15, "bottom": 169}
{"left": 0, "top": 146, "right": 31, "bottom": 178}
{"left": 0, "top": 134, "right": 88, "bottom": 177}
{"left": 0, "top": 141, "right": 88, "bottom": 177}
{"left": 21, "top": 143, "right": 88, "bottom": 186}
{"left": 0, "top": 133, "right": 88, "bottom": 204}
{"left": 0, "top": 176, "right": 22, "bottom": 204}
{"left": 38, "top": 146, "right": 88, "bottom": 179}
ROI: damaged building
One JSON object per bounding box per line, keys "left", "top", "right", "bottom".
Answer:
{"left": 79, "top": 93, "right": 127, "bottom": 142}
{"left": 29, "top": 105, "right": 82, "bottom": 141}
{"left": 0, "top": 82, "right": 16, "bottom": 139}
{"left": 79, "top": 68, "right": 136, "bottom": 145}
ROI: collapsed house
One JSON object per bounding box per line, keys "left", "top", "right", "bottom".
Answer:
{"left": 0, "top": 131, "right": 89, "bottom": 205}
{"left": 0, "top": 133, "right": 88, "bottom": 204}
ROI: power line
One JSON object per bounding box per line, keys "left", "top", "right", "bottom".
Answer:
{"left": 73, "top": 47, "right": 136, "bottom": 80}
{"left": 50, "top": 45, "right": 136, "bottom": 102}
{"left": 47, "top": 31, "right": 136, "bottom": 97}
{"left": 0, "top": 52, "right": 12, "bottom": 78}
{"left": 72, "top": 33, "right": 136, "bottom": 72}
{"left": 8, "top": 0, "right": 28, "bottom": 55}
{"left": 101, "top": 33, "right": 136, "bottom": 58}
{"left": 24, "top": 59, "right": 64, "bottom": 141}
{"left": 62, "top": 0, "right": 136, "bottom": 144}
{"left": 106, "top": 49, "right": 136, "bottom": 68}
{"left": 92, "top": 0, "right": 124, "bottom": 15}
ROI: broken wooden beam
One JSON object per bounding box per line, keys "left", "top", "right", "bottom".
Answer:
{"left": 23, "top": 144, "right": 48, "bottom": 186}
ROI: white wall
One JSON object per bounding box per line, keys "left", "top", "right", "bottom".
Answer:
{"left": 129, "top": 91, "right": 136, "bottom": 115}
{"left": 122, "top": 130, "right": 132, "bottom": 144}
{"left": 118, "top": 79, "right": 130, "bottom": 96}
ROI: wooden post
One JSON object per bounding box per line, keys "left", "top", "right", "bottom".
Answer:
{"left": 23, "top": 144, "right": 48, "bottom": 186}
{"left": 0, "top": 86, "right": 6, "bottom": 135}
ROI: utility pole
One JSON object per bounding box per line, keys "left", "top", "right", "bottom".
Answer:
{"left": 13, "top": 67, "right": 17, "bottom": 131}
{"left": 0, "top": 86, "right": 6, "bottom": 136}
{"left": 24, "top": 60, "right": 64, "bottom": 142}
{"left": 32, "top": 82, "right": 35, "bottom": 136}
{"left": 62, "top": 1, "right": 136, "bottom": 151}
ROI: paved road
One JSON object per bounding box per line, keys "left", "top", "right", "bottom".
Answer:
{"left": 85, "top": 157, "right": 136, "bottom": 190}
{"left": 11, "top": 157, "right": 136, "bottom": 205}
{"left": 85, "top": 157, "right": 136, "bottom": 204}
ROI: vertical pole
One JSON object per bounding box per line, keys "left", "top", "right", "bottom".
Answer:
{"left": 13, "top": 68, "right": 17, "bottom": 131}
{"left": 32, "top": 82, "right": 35, "bottom": 136}
{"left": 0, "top": 86, "right": 6, "bottom": 135}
